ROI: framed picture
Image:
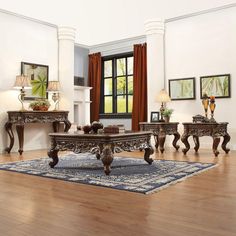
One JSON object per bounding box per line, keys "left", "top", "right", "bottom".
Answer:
{"left": 169, "top": 77, "right": 195, "bottom": 100}
{"left": 150, "top": 111, "right": 159, "bottom": 122}
{"left": 21, "top": 62, "right": 49, "bottom": 101}
{"left": 200, "top": 74, "right": 231, "bottom": 98}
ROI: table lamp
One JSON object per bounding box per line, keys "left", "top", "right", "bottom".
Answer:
{"left": 13, "top": 75, "right": 31, "bottom": 111}
{"left": 47, "top": 81, "right": 60, "bottom": 111}
{"left": 156, "top": 89, "right": 171, "bottom": 122}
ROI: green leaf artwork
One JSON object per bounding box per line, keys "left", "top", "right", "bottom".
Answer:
{"left": 31, "top": 75, "right": 47, "bottom": 98}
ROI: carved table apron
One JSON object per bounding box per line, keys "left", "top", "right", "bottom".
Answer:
{"left": 48, "top": 131, "right": 154, "bottom": 175}
{"left": 181, "top": 122, "right": 230, "bottom": 157}
{"left": 139, "top": 122, "right": 180, "bottom": 153}
{"left": 5, "top": 111, "right": 71, "bottom": 155}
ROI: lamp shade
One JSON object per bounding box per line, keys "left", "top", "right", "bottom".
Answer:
{"left": 13, "top": 75, "right": 31, "bottom": 89}
{"left": 156, "top": 89, "right": 171, "bottom": 103}
{"left": 47, "top": 81, "right": 60, "bottom": 92}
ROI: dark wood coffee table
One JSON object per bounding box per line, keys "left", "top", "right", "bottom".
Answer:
{"left": 48, "top": 131, "right": 154, "bottom": 175}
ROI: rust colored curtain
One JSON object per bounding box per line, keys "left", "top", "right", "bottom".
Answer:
{"left": 88, "top": 52, "right": 102, "bottom": 122}
{"left": 132, "top": 43, "right": 147, "bottom": 131}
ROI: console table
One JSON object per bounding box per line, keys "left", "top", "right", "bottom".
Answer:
{"left": 48, "top": 131, "right": 154, "bottom": 175}
{"left": 181, "top": 122, "right": 230, "bottom": 157}
{"left": 5, "top": 111, "right": 71, "bottom": 155}
{"left": 139, "top": 122, "right": 180, "bottom": 153}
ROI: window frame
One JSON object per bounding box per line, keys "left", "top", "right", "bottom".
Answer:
{"left": 100, "top": 52, "right": 133, "bottom": 119}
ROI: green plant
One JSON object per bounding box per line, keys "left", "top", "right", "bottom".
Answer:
{"left": 162, "top": 108, "right": 174, "bottom": 117}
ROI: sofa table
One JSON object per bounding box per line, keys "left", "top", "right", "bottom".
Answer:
{"left": 48, "top": 131, "right": 154, "bottom": 175}
{"left": 139, "top": 122, "right": 180, "bottom": 153}
{"left": 181, "top": 122, "right": 230, "bottom": 157}
{"left": 5, "top": 111, "right": 71, "bottom": 155}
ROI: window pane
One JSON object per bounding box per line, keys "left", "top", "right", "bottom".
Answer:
{"left": 128, "top": 76, "right": 133, "bottom": 94}
{"left": 117, "top": 95, "right": 126, "bottom": 113}
{"left": 104, "top": 78, "right": 112, "bottom": 95}
{"left": 104, "top": 60, "right": 112, "bottom": 77}
{"left": 104, "top": 96, "right": 113, "bottom": 113}
{"left": 117, "top": 77, "right": 126, "bottom": 95}
{"left": 117, "top": 58, "right": 126, "bottom": 76}
{"left": 128, "top": 95, "right": 133, "bottom": 113}
{"left": 128, "top": 57, "right": 133, "bottom": 75}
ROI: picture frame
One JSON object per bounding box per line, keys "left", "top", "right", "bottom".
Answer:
{"left": 168, "top": 77, "right": 195, "bottom": 100}
{"left": 150, "top": 111, "right": 159, "bottom": 122}
{"left": 200, "top": 74, "right": 231, "bottom": 98}
{"left": 21, "top": 62, "right": 49, "bottom": 101}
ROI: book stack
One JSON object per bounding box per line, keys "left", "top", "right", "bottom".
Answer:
{"left": 117, "top": 124, "right": 125, "bottom": 133}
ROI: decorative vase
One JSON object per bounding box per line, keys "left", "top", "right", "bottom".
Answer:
{"left": 164, "top": 116, "right": 170, "bottom": 123}
{"left": 209, "top": 96, "right": 216, "bottom": 122}
{"left": 202, "top": 94, "right": 209, "bottom": 118}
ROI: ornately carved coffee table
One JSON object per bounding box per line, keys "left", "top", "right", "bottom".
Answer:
{"left": 48, "top": 131, "right": 154, "bottom": 175}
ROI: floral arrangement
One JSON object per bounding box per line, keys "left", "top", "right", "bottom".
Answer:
{"left": 29, "top": 99, "right": 50, "bottom": 111}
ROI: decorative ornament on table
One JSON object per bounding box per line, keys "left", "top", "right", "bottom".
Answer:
{"left": 83, "top": 125, "right": 92, "bottom": 134}
{"left": 209, "top": 96, "right": 216, "bottom": 122}
{"left": 202, "top": 93, "right": 209, "bottom": 118}
{"left": 91, "top": 121, "right": 103, "bottom": 134}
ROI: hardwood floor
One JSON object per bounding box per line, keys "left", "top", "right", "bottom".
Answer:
{"left": 0, "top": 147, "right": 236, "bottom": 236}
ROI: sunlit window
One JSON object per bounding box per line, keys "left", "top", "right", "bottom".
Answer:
{"left": 101, "top": 53, "right": 133, "bottom": 117}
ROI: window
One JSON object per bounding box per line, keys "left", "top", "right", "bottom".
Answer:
{"left": 100, "top": 53, "right": 133, "bottom": 118}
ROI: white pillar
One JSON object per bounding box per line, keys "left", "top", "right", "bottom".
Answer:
{"left": 58, "top": 26, "right": 76, "bottom": 122}
{"left": 145, "top": 19, "right": 165, "bottom": 120}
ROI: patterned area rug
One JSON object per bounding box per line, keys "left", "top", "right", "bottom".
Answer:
{"left": 0, "top": 153, "right": 216, "bottom": 194}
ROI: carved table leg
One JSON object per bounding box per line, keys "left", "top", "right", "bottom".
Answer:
{"left": 221, "top": 133, "right": 231, "bottom": 154}
{"left": 48, "top": 149, "right": 59, "bottom": 168}
{"left": 64, "top": 119, "right": 71, "bottom": 132}
{"left": 213, "top": 136, "right": 220, "bottom": 157}
{"left": 158, "top": 133, "right": 166, "bottom": 153}
{"left": 5, "top": 122, "right": 14, "bottom": 153}
{"left": 16, "top": 124, "right": 24, "bottom": 155}
{"left": 153, "top": 135, "right": 159, "bottom": 150}
{"left": 52, "top": 121, "right": 60, "bottom": 132}
{"left": 172, "top": 132, "right": 180, "bottom": 151}
{"left": 181, "top": 134, "right": 190, "bottom": 155}
{"left": 144, "top": 146, "right": 154, "bottom": 164}
{"left": 193, "top": 135, "right": 200, "bottom": 152}
{"left": 101, "top": 146, "right": 114, "bottom": 175}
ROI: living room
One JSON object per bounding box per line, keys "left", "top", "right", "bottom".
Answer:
{"left": 0, "top": 1, "right": 236, "bottom": 235}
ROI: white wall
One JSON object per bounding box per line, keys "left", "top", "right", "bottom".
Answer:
{"left": 165, "top": 7, "right": 236, "bottom": 150}
{"left": 0, "top": 11, "right": 58, "bottom": 153}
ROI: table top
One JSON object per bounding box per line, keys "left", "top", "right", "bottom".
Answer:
{"left": 139, "top": 122, "right": 179, "bottom": 125}
{"left": 49, "top": 131, "right": 152, "bottom": 138}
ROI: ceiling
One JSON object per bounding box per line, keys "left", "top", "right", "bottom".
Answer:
{"left": 0, "top": 0, "right": 235, "bottom": 45}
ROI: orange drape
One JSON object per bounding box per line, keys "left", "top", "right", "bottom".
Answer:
{"left": 88, "top": 52, "right": 102, "bottom": 123}
{"left": 132, "top": 43, "right": 147, "bottom": 131}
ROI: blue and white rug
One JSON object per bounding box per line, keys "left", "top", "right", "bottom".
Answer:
{"left": 0, "top": 153, "right": 216, "bottom": 194}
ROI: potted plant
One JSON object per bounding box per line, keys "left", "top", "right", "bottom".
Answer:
{"left": 29, "top": 99, "right": 50, "bottom": 111}
{"left": 162, "top": 108, "right": 174, "bottom": 123}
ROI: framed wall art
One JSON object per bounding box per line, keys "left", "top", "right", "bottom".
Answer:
{"left": 21, "top": 62, "right": 49, "bottom": 100}
{"left": 150, "top": 111, "right": 159, "bottom": 122}
{"left": 168, "top": 77, "right": 195, "bottom": 100}
{"left": 200, "top": 74, "right": 230, "bottom": 98}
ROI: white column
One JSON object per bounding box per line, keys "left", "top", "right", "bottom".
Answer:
{"left": 58, "top": 26, "right": 76, "bottom": 122}
{"left": 145, "top": 19, "right": 165, "bottom": 120}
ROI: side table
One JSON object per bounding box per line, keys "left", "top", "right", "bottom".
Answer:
{"left": 181, "top": 122, "right": 230, "bottom": 157}
{"left": 139, "top": 122, "right": 180, "bottom": 153}
{"left": 5, "top": 111, "right": 71, "bottom": 155}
